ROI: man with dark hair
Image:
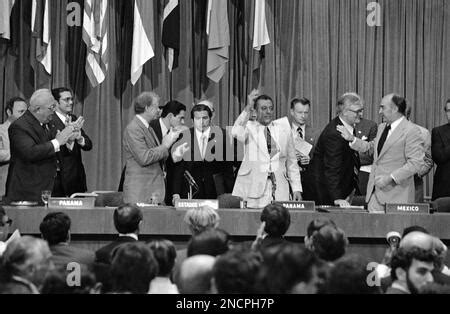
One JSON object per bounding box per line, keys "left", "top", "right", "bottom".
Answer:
{"left": 304, "top": 93, "right": 363, "bottom": 206}
{"left": 148, "top": 239, "right": 179, "bottom": 294}
{"left": 187, "top": 228, "right": 230, "bottom": 258}
{"left": 110, "top": 242, "right": 159, "bottom": 294}
{"left": 212, "top": 249, "right": 262, "bottom": 294}
{"left": 387, "top": 247, "right": 436, "bottom": 294}
{"left": 431, "top": 99, "right": 450, "bottom": 201}
{"left": 253, "top": 203, "right": 291, "bottom": 250}
{"left": 326, "top": 254, "right": 381, "bottom": 294}
{"left": 305, "top": 224, "right": 348, "bottom": 263}
{"left": 290, "top": 98, "right": 319, "bottom": 199}
{"left": 0, "top": 97, "right": 27, "bottom": 198}
{"left": 0, "top": 206, "right": 12, "bottom": 256}
{"left": 172, "top": 104, "right": 234, "bottom": 200}
{"left": 122, "top": 92, "right": 181, "bottom": 204}
{"left": 6, "top": 89, "right": 75, "bottom": 204}
{"left": 255, "top": 243, "right": 323, "bottom": 294}
{"left": 39, "top": 212, "right": 94, "bottom": 268}
{"left": 337, "top": 94, "right": 423, "bottom": 212}
{"left": 95, "top": 204, "right": 143, "bottom": 264}
{"left": 232, "top": 92, "right": 302, "bottom": 208}
{"left": 48, "top": 88, "right": 92, "bottom": 197}
{"left": 149, "top": 100, "right": 186, "bottom": 205}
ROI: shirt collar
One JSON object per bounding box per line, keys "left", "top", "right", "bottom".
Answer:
{"left": 391, "top": 281, "right": 410, "bottom": 294}
{"left": 339, "top": 117, "right": 354, "bottom": 134}
{"left": 389, "top": 116, "right": 405, "bottom": 133}
{"left": 55, "top": 111, "right": 70, "bottom": 124}
{"left": 136, "top": 115, "right": 149, "bottom": 129}
{"left": 159, "top": 118, "right": 169, "bottom": 136}
{"left": 195, "top": 127, "right": 211, "bottom": 140}
{"left": 119, "top": 233, "right": 138, "bottom": 241}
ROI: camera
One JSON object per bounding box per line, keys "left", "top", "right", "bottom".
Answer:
{"left": 386, "top": 231, "right": 401, "bottom": 248}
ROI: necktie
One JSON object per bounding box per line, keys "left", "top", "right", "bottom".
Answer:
{"left": 200, "top": 134, "right": 208, "bottom": 160}
{"left": 352, "top": 128, "right": 360, "bottom": 191}
{"left": 42, "top": 124, "right": 49, "bottom": 140}
{"left": 377, "top": 124, "right": 391, "bottom": 156}
{"left": 65, "top": 115, "right": 71, "bottom": 126}
{"left": 297, "top": 127, "right": 304, "bottom": 139}
{"left": 265, "top": 127, "right": 277, "bottom": 158}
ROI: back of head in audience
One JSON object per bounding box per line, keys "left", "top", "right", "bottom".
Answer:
{"left": 187, "top": 228, "right": 230, "bottom": 257}
{"left": 110, "top": 242, "right": 158, "bottom": 294}
{"left": 147, "top": 239, "right": 177, "bottom": 278}
{"left": 306, "top": 223, "right": 348, "bottom": 262}
{"left": 113, "top": 204, "right": 143, "bottom": 235}
{"left": 184, "top": 206, "right": 220, "bottom": 236}
{"left": 325, "top": 254, "right": 381, "bottom": 294}
{"left": 256, "top": 243, "right": 323, "bottom": 294}
{"left": 212, "top": 248, "right": 262, "bottom": 294}
{"left": 261, "top": 203, "right": 291, "bottom": 237}
{"left": 39, "top": 212, "right": 71, "bottom": 246}
{"left": 178, "top": 255, "right": 216, "bottom": 294}
{"left": 41, "top": 266, "right": 100, "bottom": 294}
{"left": 0, "top": 206, "right": 12, "bottom": 243}
{"left": 0, "top": 236, "right": 53, "bottom": 291}
{"left": 402, "top": 226, "right": 429, "bottom": 238}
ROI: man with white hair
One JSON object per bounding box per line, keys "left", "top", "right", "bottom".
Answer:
{"left": 6, "top": 89, "right": 74, "bottom": 204}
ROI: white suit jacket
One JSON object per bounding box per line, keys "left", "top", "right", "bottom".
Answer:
{"left": 231, "top": 111, "right": 302, "bottom": 201}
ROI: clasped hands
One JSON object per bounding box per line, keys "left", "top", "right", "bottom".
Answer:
{"left": 55, "top": 117, "right": 85, "bottom": 146}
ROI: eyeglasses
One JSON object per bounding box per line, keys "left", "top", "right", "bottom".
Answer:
{"left": 0, "top": 218, "right": 12, "bottom": 227}
{"left": 347, "top": 108, "right": 364, "bottom": 114}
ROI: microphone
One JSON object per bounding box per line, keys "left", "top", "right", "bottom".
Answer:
{"left": 184, "top": 170, "right": 199, "bottom": 190}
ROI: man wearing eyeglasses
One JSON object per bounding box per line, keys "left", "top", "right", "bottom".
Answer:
{"left": 6, "top": 89, "right": 75, "bottom": 204}
{"left": 49, "top": 88, "right": 93, "bottom": 197}
{"left": 303, "top": 93, "right": 363, "bottom": 207}
{"left": 431, "top": 99, "right": 450, "bottom": 201}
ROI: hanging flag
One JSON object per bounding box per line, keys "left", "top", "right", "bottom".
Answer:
{"left": 162, "top": 0, "right": 179, "bottom": 72}
{"left": 131, "top": 0, "right": 155, "bottom": 85}
{"left": 252, "top": 0, "right": 270, "bottom": 74}
{"left": 206, "top": 0, "right": 229, "bottom": 83}
{"left": 0, "top": 0, "right": 15, "bottom": 40}
{"left": 83, "top": 0, "right": 109, "bottom": 87}
{"left": 31, "top": 0, "right": 52, "bottom": 75}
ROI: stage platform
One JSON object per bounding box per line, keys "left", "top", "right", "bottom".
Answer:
{"left": 5, "top": 206, "right": 450, "bottom": 264}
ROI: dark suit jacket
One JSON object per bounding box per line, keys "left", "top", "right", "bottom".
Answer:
{"left": 6, "top": 111, "right": 57, "bottom": 203}
{"left": 48, "top": 113, "right": 93, "bottom": 196}
{"left": 304, "top": 117, "right": 360, "bottom": 205}
{"left": 149, "top": 119, "right": 176, "bottom": 205}
{"left": 354, "top": 118, "right": 378, "bottom": 166}
{"left": 50, "top": 243, "right": 95, "bottom": 268}
{"left": 95, "top": 235, "right": 137, "bottom": 265}
{"left": 172, "top": 127, "right": 235, "bottom": 199}
{"left": 431, "top": 124, "right": 450, "bottom": 200}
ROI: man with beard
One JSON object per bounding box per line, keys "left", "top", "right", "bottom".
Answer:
{"left": 387, "top": 247, "right": 436, "bottom": 294}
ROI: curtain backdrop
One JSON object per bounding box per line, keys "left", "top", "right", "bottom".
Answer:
{"left": 0, "top": 0, "right": 449, "bottom": 196}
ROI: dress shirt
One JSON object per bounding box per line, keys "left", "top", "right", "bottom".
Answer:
{"left": 291, "top": 122, "right": 306, "bottom": 140}
{"left": 195, "top": 127, "right": 211, "bottom": 160}
{"left": 119, "top": 233, "right": 138, "bottom": 241}
{"left": 339, "top": 117, "right": 355, "bottom": 136}
{"left": 387, "top": 116, "right": 405, "bottom": 140}
{"left": 159, "top": 118, "right": 169, "bottom": 136}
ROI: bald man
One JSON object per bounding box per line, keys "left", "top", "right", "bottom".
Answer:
{"left": 6, "top": 89, "right": 74, "bottom": 204}
{"left": 177, "top": 255, "right": 216, "bottom": 294}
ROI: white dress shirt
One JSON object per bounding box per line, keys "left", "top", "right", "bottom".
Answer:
{"left": 195, "top": 127, "right": 211, "bottom": 160}
{"left": 159, "top": 118, "right": 169, "bottom": 137}
{"left": 291, "top": 122, "right": 306, "bottom": 140}
{"left": 387, "top": 116, "right": 405, "bottom": 140}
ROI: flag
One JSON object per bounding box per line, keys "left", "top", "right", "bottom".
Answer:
{"left": 130, "top": 0, "right": 154, "bottom": 85}
{"left": 83, "top": 0, "right": 108, "bottom": 87}
{"left": 162, "top": 0, "right": 179, "bottom": 72}
{"left": 0, "top": 0, "right": 15, "bottom": 40}
{"left": 252, "top": 0, "right": 270, "bottom": 73}
{"left": 206, "top": 0, "right": 229, "bottom": 83}
{"left": 31, "top": 0, "right": 52, "bottom": 75}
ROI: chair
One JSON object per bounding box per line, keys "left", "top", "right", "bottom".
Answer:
{"left": 218, "top": 194, "right": 242, "bottom": 209}
{"left": 432, "top": 197, "right": 450, "bottom": 213}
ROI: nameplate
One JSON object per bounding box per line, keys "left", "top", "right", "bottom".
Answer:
{"left": 273, "top": 201, "right": 315, "bottom": 211}
{"left": 48, "top": 197, "right": 96, "bottom": 209}
{"left": 175, "top": 199, "right": 219, "bottom": 210}
{"left": 386, "top": 203, "right": 430, "bottom": 214}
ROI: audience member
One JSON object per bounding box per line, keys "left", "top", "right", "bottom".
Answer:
{"left": 325, "top": 254, "right": 381, "bottom": 294}
{"left": 387, "top": 247, "right": 436, "bottom": 294}
{"left": 252, "top": 203, "right": 291, "bottom": 250}
{"left": 187, "top": 228, "right": 230, "bottom": 258}
{"left": 39, "top": 212, "right": 94, "bottom": 269}
{"left": 0, "top": 236, "right": 53, "bottom": 294}
{"left": 148, "top": 239, "right": 178, "bottom": 294}
{"left": 0, "top": 97, "right": 27, "bottom": 199}
{"left": 110, "top": 242, "right": 158, "bottom": 294}
{"left": 212, "top": 248, "right": 262, "bottom": 294}
{"left": 178, "top": 255, "right": 216, "bottom": 294}
{"left": 41, "top": 266, "right": 100, "bottom": 294}
{"left": 305, "top": 223, "right": 348, "bottom": 263}
{"left": 0, "top": 206, "right": 12, "bottom": 256}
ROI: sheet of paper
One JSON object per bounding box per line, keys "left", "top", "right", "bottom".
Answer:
{"left": 6, "top": 229, "right": 21, "bottom": 246}
{"left": 295, "top": 138, "right": 313, "bottom": 156}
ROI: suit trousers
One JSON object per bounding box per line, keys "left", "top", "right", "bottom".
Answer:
{"left": 246, "top": 179, "right": 273, "bottom": 209}
{"left": 368, "top": 193, "right": 386, "bottom": 213}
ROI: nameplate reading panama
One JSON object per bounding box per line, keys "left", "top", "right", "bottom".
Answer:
{"left": 274, "top": 201, "right": 315, "bottom": 211}
{"left": 48, "top": 197, "right": 96, "bottom": 209}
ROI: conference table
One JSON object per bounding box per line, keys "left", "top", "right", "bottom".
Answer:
{"left": 5, "top": 206, "right": 450, "bottom": 264}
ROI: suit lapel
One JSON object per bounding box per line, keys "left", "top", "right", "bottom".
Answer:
{"left": 135, "top": 117, "right": 156, "bottom": 146}
{"left": 151, "top": 120, "right": 163, "bottom": 143}
{"left": 377, "top": 119, "right": 407, "bottom": 160}
{"left": 25, "top": 111, "right": 48, "bottom": 143}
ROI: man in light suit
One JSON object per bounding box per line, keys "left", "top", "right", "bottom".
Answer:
{"left": 232, "top": 92, "right": 302, "bottom": 208}
{"left": 431, "top": 100, "right": 450, "bottom": 201}
{"left": 337, "top": 94, "right": 424, "bottom": 213}
{"left": 122, "top": 92, "right": 180, "bottom": 205}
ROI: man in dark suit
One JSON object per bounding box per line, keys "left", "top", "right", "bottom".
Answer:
{"left": 289, "top": 98, "right": 319, "bottom": 200}
{"left": 432, "top": 100, "right": 450, "bottom": 201}
{"left": 6, "top": 89, "right": 74, "bottom": 204}
{"left": 39, "top": 212, "right": 95, "bottom": 268}
{"left": 49, "top": 88, "right": 93, "bottom": 197}
{"left": 172, "top": 104, "right": 235, "bottom": 201}
{"left": 303, "top": 93, "right": 362, "bottom": 206}
{"left": 150, "top": 100, "right": 186, "bottom": 205}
